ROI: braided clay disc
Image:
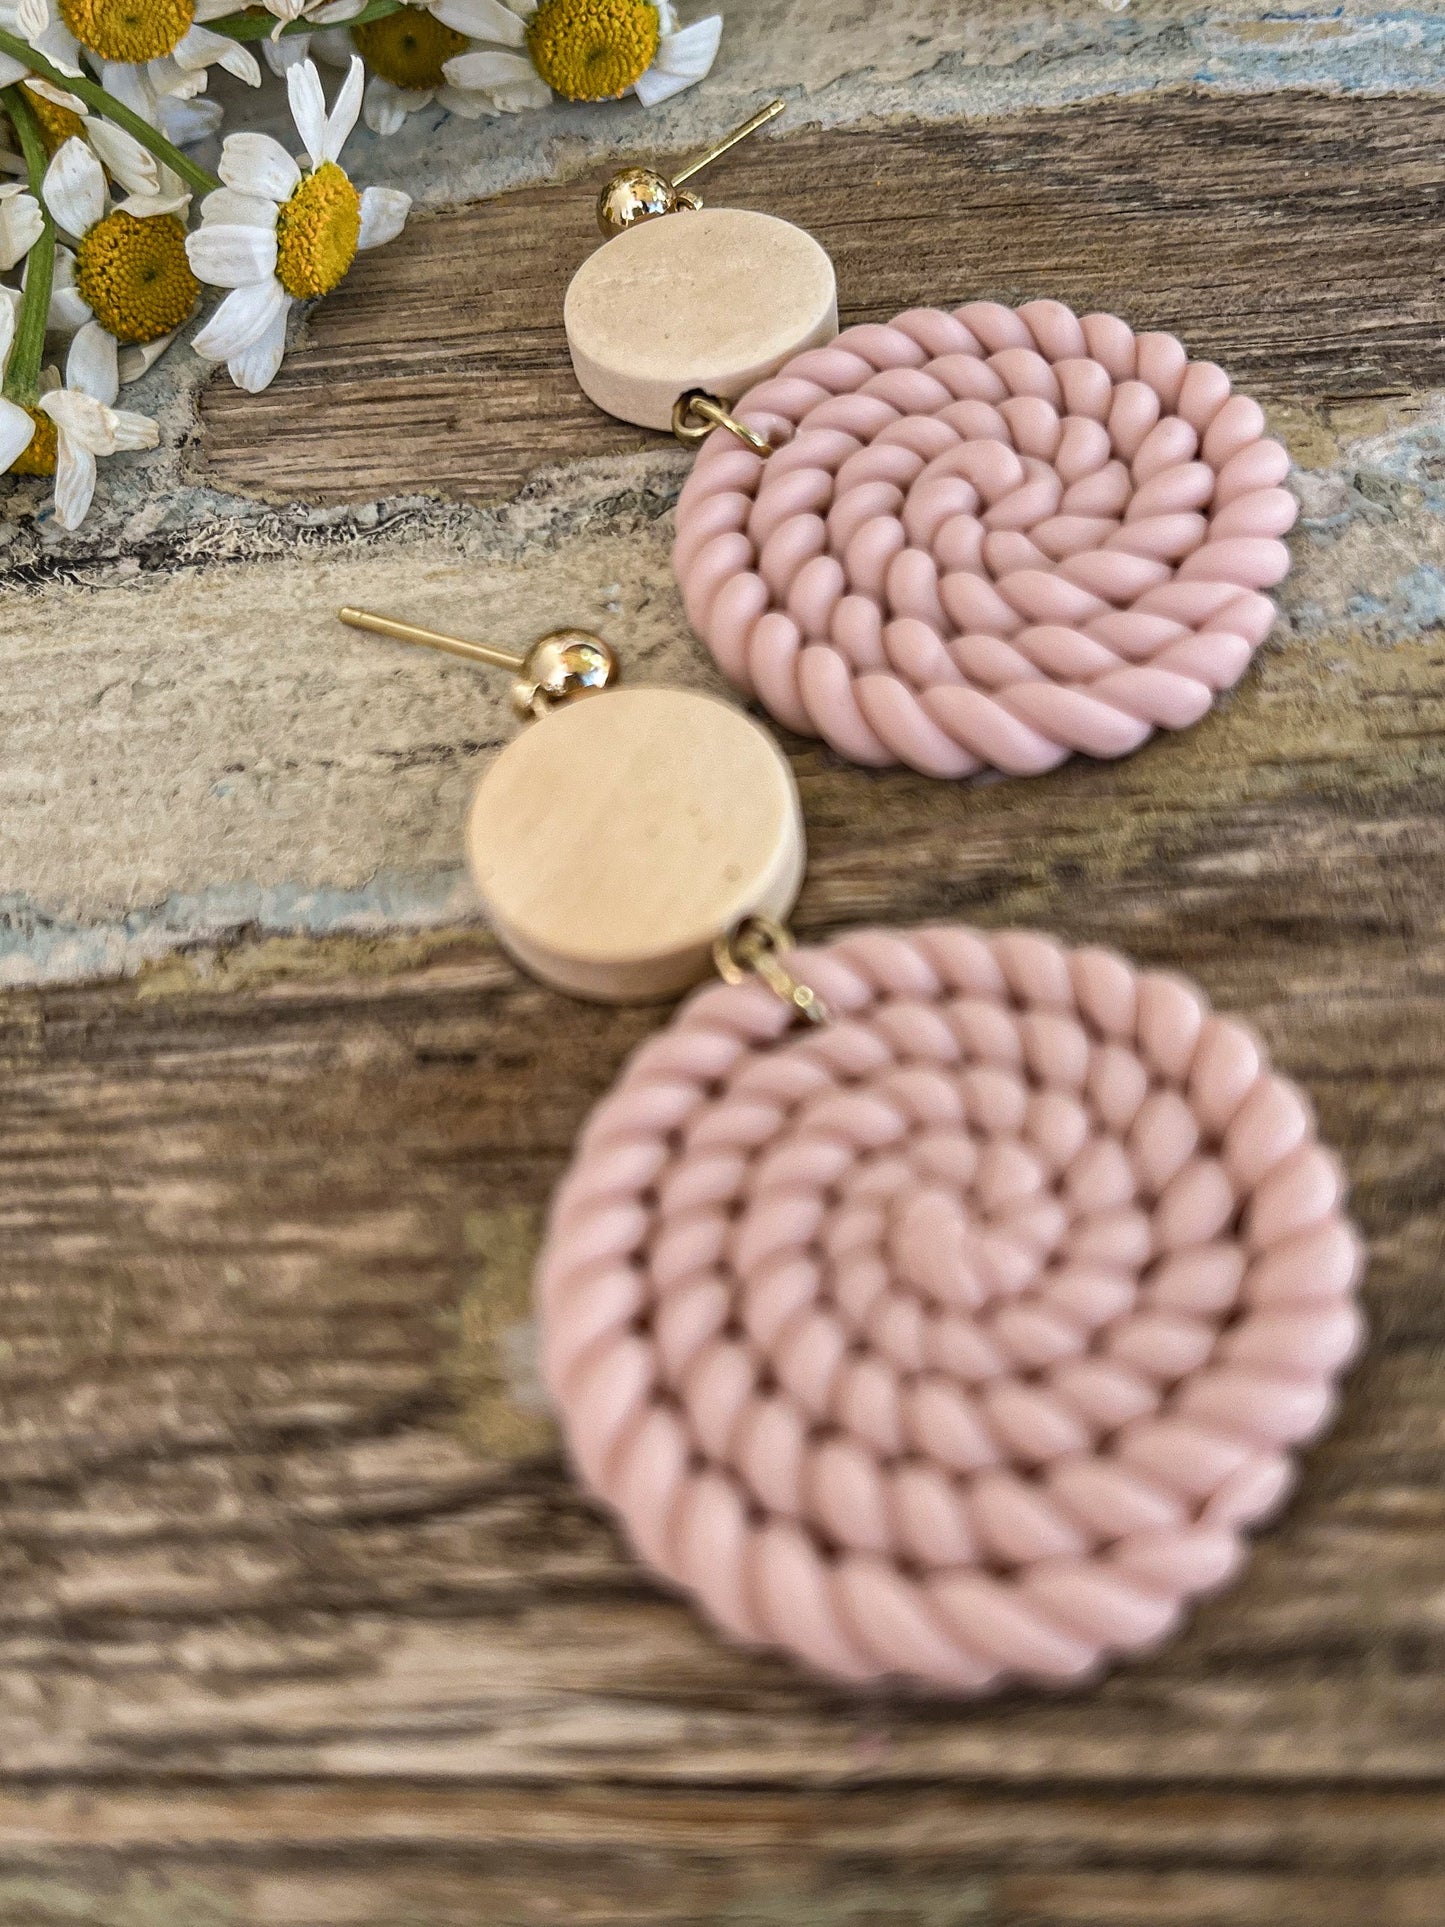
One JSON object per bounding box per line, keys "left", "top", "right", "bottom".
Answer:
{"left": 538, "top": 926, "right": 1363, "bottom": 1692}
{"left": 673, "top": 301, "right": 1298, "bottom": 778}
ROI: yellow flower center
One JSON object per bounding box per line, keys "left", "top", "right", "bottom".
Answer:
{"left": 9, "top": 408, "right": 56, "bottom": 478}
{"left": 21, "top": 83, "right": 85, "bottom": 156}
{"left": 353, "top": 7, "right": 469, "bottom": 90}
{"left": 275, "top": 162, "right": 362, "bottom": 301}
{"left": 526, "top": 0, "right": 659, "bottom": 101}
{"left": 75, "top": 211, "right": 199, "bottom": 345}
{"left": 58, "top": 0, "right": 195, "bottom": 63}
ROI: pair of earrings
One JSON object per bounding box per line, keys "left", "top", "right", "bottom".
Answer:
{"left": 338, "top": 110, "right": 1363, "bottom": 1697}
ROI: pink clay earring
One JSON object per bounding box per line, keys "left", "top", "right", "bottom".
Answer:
{"left": 671, "top": 298, "right": 1299, "bottom": 778}
{"left": 563, "top": 121, "right": 1298, "bottom": 780}
{"left": 340, "top": 606, "right": 1363, "bottom": 1697}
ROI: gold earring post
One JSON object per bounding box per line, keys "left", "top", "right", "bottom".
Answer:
{"left": 337, "top": 606, "right": 620, "bottom": 718}
{"left": 672, "top": 97, "right": 785, "bottom": 188}
{"left": 337, "top": 607, "right": 528, "bottom": 672}
{"left": 596, "top": 97, "right": 786, "bottom": 236}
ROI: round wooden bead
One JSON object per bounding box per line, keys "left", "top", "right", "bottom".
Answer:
{"left": 564, "top": 207, "right": 838, "bottom": 431}
{"left": 466, "top": 687, "right": 806, "bottom": 1002}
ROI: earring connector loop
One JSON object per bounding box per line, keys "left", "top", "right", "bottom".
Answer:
{"left": 671, "top": 391, "right": 773, "bottom": 454}
{"left": 714, "top": 916, "right": 829, "bottom": 1026}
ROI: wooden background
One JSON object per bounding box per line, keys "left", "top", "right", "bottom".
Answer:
{"left": 1, "top": 88, "right": 1442, "bottom": 1927}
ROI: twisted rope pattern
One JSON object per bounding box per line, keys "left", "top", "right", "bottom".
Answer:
{"left": 673, "top": 301, "right": 1297, "bottom": 778}
{"left": 538, "top": 926, "right": 1362, "bottom": 1692}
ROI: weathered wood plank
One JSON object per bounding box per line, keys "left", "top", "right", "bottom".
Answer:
{"left": 0, "top": 707, "right": 1440, "bottom": 1810}
{"left": 195, "top": 92, "right": 1445, "bottom": 507}
{"left": 2, "top": 617, "right": 1443, "bottom": 1915}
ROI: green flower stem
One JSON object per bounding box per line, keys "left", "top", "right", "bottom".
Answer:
{"left": 2, "top": 84, "right": 53, "bottom": 408}
{"left": 0, "top": 28, "right": 220, "bottom": 196}
{"left": 208, "top": 0, "right": 402, "bottom": 41}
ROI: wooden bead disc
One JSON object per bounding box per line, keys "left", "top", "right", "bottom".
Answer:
{"left": 466, "top": 687, "right": 806, "bottom": 1002}
{"left": 564, "top": 207, "right": 838, "bottom": 431}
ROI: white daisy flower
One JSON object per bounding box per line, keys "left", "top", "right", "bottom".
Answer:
{"left": 41, "top": 135, "right": 196, "bottom": 399}
{"left": 302, "top": 0, "right": 548, "bottom": 131}
{"left": 0, "top": 288, "right": 159, "bottom": 529}
{"left": 0, "top": 180, "right": 41, "bottom": 267}
{"left": 18, "top": 0, "right": 264, "bottom": 93}
{"left": 186, "top": 56, "right": 410, "bottom": 394}
{"left": 441, "top": 0, "right": 722, "bottom": 116}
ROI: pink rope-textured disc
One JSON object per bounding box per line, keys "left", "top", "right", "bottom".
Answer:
{"left": 673, "top": 301, "right": 1298, "bottom": 778}
{"left": 538, "top": 926, "right": 1363, "bottom": 1692}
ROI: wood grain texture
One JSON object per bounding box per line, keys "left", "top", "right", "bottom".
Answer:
{"left": 196, "top": 92, "right": 1445, "bottom": 507}
{"left": 18, "top": 80, "right": 1445, "bottom": 1927}
{"left": 1, "top": 614, "right": 1443, "bottom": 1920}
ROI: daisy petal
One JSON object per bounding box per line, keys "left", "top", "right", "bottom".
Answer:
{"left": 192, "top": 275, "right": 288, "bottom": 361}
{"left": 15, "top": 0, "right": 48, "bottom": 38}
{"left": 40, "top": 386, "right": 117, "bottom": 452}
{"left": 0, "top": 188, "right": 41, "bottom": 269}
{"left": 435, "top": 83, "right": 492, "bottom": 119}
{"left": 86, "top": 118, "right": 160, "bottom": 196}
{"left": 441, "top": 48, "right": 540, "bottom": 89}
{"left": 42, "top": 137, "right": 105, "bottom": 239}
{"left": 201, "top": 187, "right": 279, "bottom": 228}
{"left": 45, "top": 246, "right": 90, "bottom": 331}
{"left": 118, "top": 333, "right": 174, "bottom": 384}
{"left": 0, "top": 52, "right": 29, "bottom": 86}
{"left": 29, "top": 21, "right": 82, "bottom": 75}
{"left": 0, "top": 283, "right": 14, "bottom": 365}
{"left": 632, "top": 14, "right": 721, "bottom": 104}
{"left": 219, "top": 131, "right": 301, "bottom": 202}
{"left": 0, "top": 395, "right": 35, "bottom": 472}
{"left": 287, "top": 58, "right": 329, "bottom": 166}
{"left": 66, "top": 320, "right": 119, "bottom": 405}
{"left": 312, "top": 0, "right": 368, "bottom": 19}
{"left": 430, "top": 0, "right": 528, "bottom": 42}
{"left": 356, "top": 184, "right": 410, "bottom": 250}
{"left": 263, "top": 31, "right": 311, "bottom": 75}
{"left": 362, "top": 74, "right": 423, "bottom": 137}
{"left": 114, "top": 189, "right": 191, "bottom": 219}
{"left": 498, "top": 76, "right": 551, "bottom": 110}
{"left": 175, "top": 24, "right": 262, "bottom": 84}
{"left": 142, "top": 54, "right": 208, "bottom": 100}
{"left": 227, "top": 301, "right": 290, "bottom": 393}
{"left": 320, "top": 53, "right": 364, "bottom": 161}
{"left": 108, "top": 407, "right": 159, "bottom": 453}
{"left": 187, "top": 219, "right": 278, "bottom": 289}
{"left": 51, "top": 436, "right": 97, "bottom": 529}
{"left": 22, "top": 78, "right": 86, "bottom": 111}
{"left": 157, "top": 93, "right": 225, "bottom": 145}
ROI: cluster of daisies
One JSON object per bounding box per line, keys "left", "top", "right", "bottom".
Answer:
{"left": 0, "top": 0, "right": 723, "bottom": 528}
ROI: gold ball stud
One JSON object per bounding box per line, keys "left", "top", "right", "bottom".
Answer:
{"left": 596, "top": 166, "right": 702, "bottom": 238}
{"left": 513, "top": 629, "right": 620, "bottom": 717}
